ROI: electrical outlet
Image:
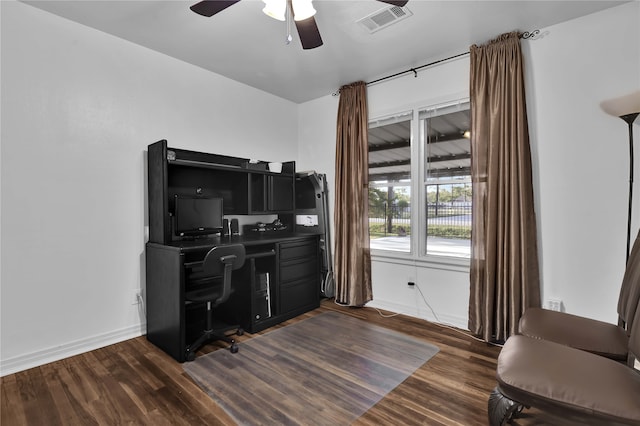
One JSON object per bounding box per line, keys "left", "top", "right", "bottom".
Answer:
{"left": 546, "top": 299, "right": 562, "bottom": 312}
{"left": 131, "top": 289, "right": 142, "bottom": 305}
{"left": 407, "top": 274, "right": 415, "bottom": 287}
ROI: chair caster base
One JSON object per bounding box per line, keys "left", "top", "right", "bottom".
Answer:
{"left": 488, "top": 387, "right": 525, "bottom": 426}
{"left": 185, "top": 328, "right": 241, "bottom": 361}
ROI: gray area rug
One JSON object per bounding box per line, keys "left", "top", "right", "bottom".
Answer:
{"left": 184, "top": 311, "right": 439, "bottom": 425}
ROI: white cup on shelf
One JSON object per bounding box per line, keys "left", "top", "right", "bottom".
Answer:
{"left": 268, "top": 162, "right": 282, "bottom": 173}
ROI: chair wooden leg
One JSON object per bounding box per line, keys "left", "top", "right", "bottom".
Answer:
{"left": 488, "top": 387, "right": 525, "bottom": 426}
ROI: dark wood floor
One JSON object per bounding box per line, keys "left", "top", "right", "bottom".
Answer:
{"left": 1, "top": 300, "right": 578, "bottom": 425}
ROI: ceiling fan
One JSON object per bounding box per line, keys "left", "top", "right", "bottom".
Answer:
{"left": 190, "top": 0, "right": 409, "bottom": 50}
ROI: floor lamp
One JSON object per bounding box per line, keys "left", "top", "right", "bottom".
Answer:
{"left": 601, "top": 90, "right": 640, "bottom": 264}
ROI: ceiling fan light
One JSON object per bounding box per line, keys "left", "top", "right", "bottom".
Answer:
{"left": 262, "top": 0, "right": 286, "bottom": 21}
{"left": 292, "top": 0, "right": 316, "bottom": 21}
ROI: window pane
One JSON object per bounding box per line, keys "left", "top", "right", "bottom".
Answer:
{"left": 425, "top": 182, "right": 471, "bottom": 257}
{"left": 422, "top": 102, "right": 471, "bottom": 258}
{"left": 368, "top": 112, "right": 412, "bottom": 253}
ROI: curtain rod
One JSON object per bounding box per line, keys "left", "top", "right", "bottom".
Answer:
{"left": 366, "top": 51, "right": 469, "bottom": 86}
{"left": 333, "top": 29, "right": 541, "bottom": 96}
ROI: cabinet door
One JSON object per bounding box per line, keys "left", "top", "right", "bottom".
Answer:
{"left": 269, "top": 175, "right": 294, "bottom": 211}
{"left": 250, "top": 174, "right": 267, "bottom": 212}
{"left": 281, "top": 278, "right": 318, "bottom": 313}
{"left": 250, "top": 174, "right": 294, "bottom": 213}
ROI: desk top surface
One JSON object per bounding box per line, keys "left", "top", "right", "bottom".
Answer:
{"left": 147, "top": 232, "right": 319, "bottom": 252}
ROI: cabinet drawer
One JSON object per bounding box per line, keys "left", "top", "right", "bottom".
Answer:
{"left": 280, "top": 279, "right": 318, "bottom": 313}
{"left": 280, "top": 258, "right": 318, "bottom": 283}
{"left": 280, "top": 239, "right": 317, "bottom": 261}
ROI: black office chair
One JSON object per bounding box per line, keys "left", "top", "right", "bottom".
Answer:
{"left": 184, "top": 244, "right": 246, "bottom": 361}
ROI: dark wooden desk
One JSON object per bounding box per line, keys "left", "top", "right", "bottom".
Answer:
{"left": 145, "top": 233, "right": 320, "bottom": 362}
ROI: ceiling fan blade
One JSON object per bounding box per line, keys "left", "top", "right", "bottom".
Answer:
{"left": 190, "top": 1, "right": 241, "bottom": 17}
{"left": 295, "top": 16, "right": 323, "bottom": 50}
{"left": 376, "top": 0, "right": 408, "bottom": 6}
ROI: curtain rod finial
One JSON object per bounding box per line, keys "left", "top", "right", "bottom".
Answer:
{"left": 520, "top": 29, "right": 541, "bottom": 40}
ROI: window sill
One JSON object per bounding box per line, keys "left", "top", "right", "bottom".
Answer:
{"left": 370, "top": 249, "right": 470, "bottom": 273}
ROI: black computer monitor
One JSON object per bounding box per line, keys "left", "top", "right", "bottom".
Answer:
{"left": 174, "top": 195, "right": 223, "bottom": 237}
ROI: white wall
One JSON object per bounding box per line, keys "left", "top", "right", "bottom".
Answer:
{"left": 0, "top": 1, "right": 298, "bottom": 375}
{"left": 525, "top": 2, "right": 640, "bottom": 320}
{"left": 299, "top": 2, "right": 640, "bottom": 328}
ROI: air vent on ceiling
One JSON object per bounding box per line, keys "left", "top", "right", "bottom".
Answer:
{"left": 357, "top": 5, "right": 412, "bottom": 34}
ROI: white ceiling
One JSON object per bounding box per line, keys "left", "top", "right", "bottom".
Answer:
{"left": 23, "top": 0, "right": 627, "bottom": 103}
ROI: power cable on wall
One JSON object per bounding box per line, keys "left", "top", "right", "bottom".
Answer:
{"left": 412, "top": 283, "right": 503, "bottom": 347}
{"left": 366, "top": 283, "right": 503, "bottom": 347}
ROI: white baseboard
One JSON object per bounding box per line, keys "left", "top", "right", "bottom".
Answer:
{"left": 1, "top": 323, "right": 147, "bottom": 377}
{"left": 1, "top": 302, "right": 466, "bottom": 376}
{"left": 366, "top": 299, "right": 468, "bottom": 330}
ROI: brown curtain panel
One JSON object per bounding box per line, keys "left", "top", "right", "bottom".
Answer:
{"left": 468, "top": 32, "right": 541, "bottom": 342}
{"left": 334, "top": 81, "right": 372, "bottom": 306}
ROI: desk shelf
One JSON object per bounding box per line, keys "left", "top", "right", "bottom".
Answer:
{"left": 148, "top": 139, "right": 295, "bottom": 244}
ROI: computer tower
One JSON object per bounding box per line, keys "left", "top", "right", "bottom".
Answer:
{"left": 254, "top": 272, "right": 272, "bottom": 321}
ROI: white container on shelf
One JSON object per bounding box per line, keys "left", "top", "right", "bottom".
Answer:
{"left": 268, "top": 162, "right": 282, "bottom": 173}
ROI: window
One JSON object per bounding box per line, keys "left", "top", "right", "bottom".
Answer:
{"left": 368, "top": 112, "right": 412, "bottom": 253}
{"left": 421, "top": 101, "right": 471, "bottom": 258}
{"left": 368, "top": 100, "right": 471, "bottom": 259}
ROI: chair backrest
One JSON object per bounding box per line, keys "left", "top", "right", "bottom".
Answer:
{"left": 203, "top": 244, "right": 246, "bottom": 275}
{"left": 627, "top": 292, "right": 640, "bottom": 366}
{"left": 618, "top": 229, "right": 640, "bottom": 330}
{"left": 203, "top": 244, "right": 246, "bottom": 306}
